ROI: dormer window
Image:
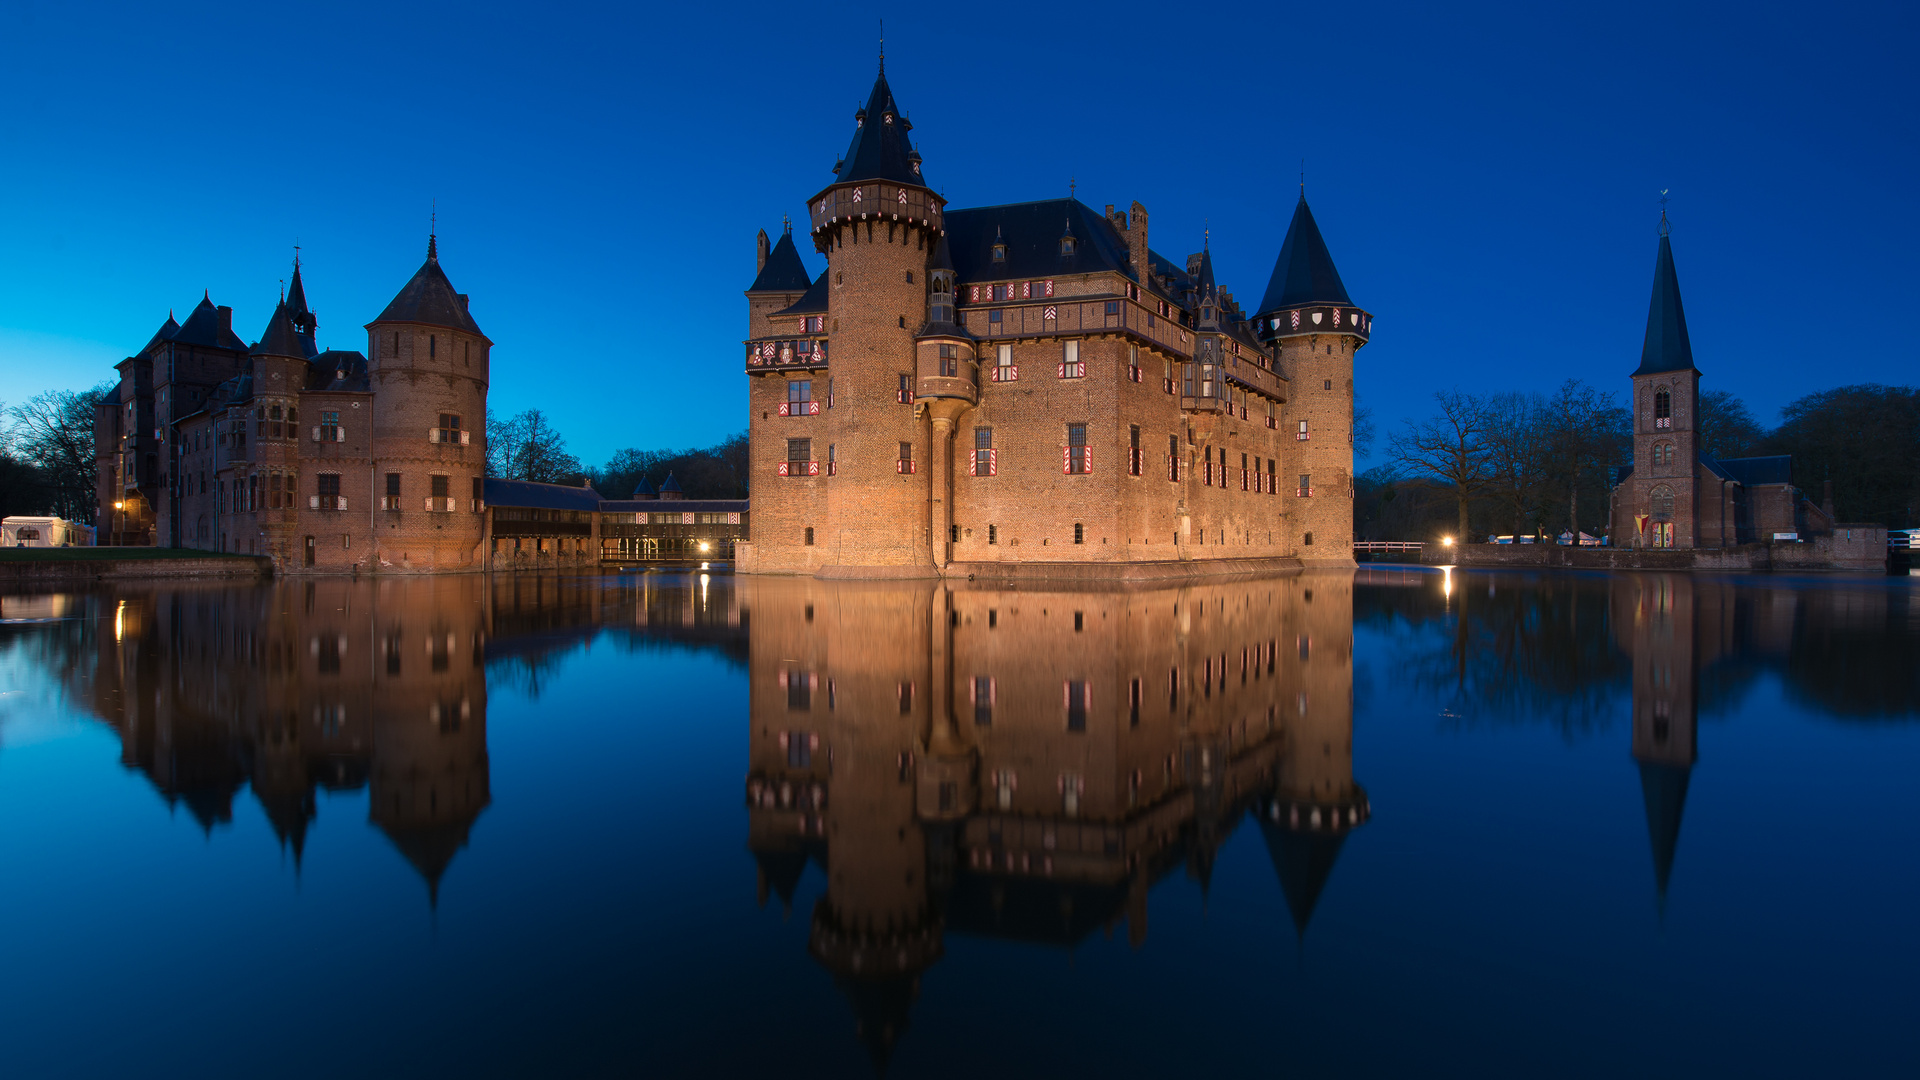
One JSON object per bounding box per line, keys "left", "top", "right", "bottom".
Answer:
{"left": 992, "top": 240, "right": 1007, "bottom": 263}
{"left": 1060, "top": 236, "right": 1076, "bottom": 256}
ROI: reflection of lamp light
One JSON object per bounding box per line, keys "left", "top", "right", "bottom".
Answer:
{"left": 114, "top": 599, "right": 125, "bottom": 643}
{"left": 1442, "top": 565, "right": 1454, "bottom": 600}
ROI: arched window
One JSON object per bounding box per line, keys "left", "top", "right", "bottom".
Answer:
{"left": 1650, "top": 485, "right": 1675, "bottom": 518}
{"left": 1654, "top": 389, "right": 1672, "bottom": 429}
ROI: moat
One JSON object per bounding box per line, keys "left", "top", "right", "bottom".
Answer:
{"left": 2, "top": 569, "right": 1916, "bottom": 1078}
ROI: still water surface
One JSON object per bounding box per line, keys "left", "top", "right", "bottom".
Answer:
{"left": 1, "top": 568, "right": 1916, "bottom": 1077}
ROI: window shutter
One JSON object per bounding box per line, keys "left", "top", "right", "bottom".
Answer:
{"left": 1084, "top": 448, "right": 1092, "bottom": 474}
{"left": 335, "top": 429, "right": 345, "bottom": 442}
{"left": 339, "top": 497, "right": 347, "bottom": 510}
{"left": 461, "top": 431, "right": 470, "bottom": 445}
{"left": 989, "top": 449, "right": 998, "bottom": 476}
{"left": 429, "top": 428, "right": 440, "bottom": 443}
{"left": 309, "top": 495, "right": 319, "bottom": 509}
{"left": 311, "top": 427, "right": 321, "bottom": 441}
{"left": 425, "top": 497, "right": 433, "bottom": 511}
{"left": 1063, "top": 447, "right": 1071, "bottom": 474}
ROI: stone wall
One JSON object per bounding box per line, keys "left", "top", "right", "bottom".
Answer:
{"left": 1432, "top": 538, "right": 1886, "bottom": 573}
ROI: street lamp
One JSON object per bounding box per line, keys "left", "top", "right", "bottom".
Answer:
{"left": 1442, "top": 535, "right": 1455, "bottom": 547}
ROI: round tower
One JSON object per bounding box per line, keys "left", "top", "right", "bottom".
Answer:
{"left": 364, "top": 235, "right": 492, "bottom": 571}
{"left": 1255, "top": 193, "right": 1371, "bottom": 565}
{"left": 803, "top": 62, "right": 946, "bottom": 572}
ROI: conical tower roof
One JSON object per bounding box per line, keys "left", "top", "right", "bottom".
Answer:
{"left": 1633, "top": 216, "right": 1697, "bottom": 376}
{"left": 1256, "top": 195, "right": 1353, "bottom": 316}
{"left": 251, "top": 301, "right": 307, "bottom": 359}
{"left": 368, "top": 235, "right": 489, "bottom": 341}
{"left": 285, "top": 256, "right": 319, "bottom": 358}
{"left": 749, "top": 227, "right": 814, "bottom": 292}
{"left": 658, "top": 472, "right": 683, "bottom": 495}
{"left": 171, "top": 294, "right": 248, "bottom": 350}
{"left": 137, "top": 314, "right": 181, "bottom": 357}
{"left": 630, "top": 475, "right": 657, "bottom": 498}
{"left": 833, "top": 67, "right": 925, "bottom": 187}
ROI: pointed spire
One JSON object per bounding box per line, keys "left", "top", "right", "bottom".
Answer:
{"left": 1633, "top": 210, "right": 1697, "bottom": 376}
{"left": 1638, "top": 760, "right": 1692, "bottom": 903}
{"left": 1255, "top": 193, "right": 1353, "bottom": 316}
{"left": 833, "top": 66, "right": 924, "bottom": 187}
{"left": 251, "top": 300, "right": 306, "bottom": 359}
{"left": 749, "top": 228, "right": 813, "bottom": 292}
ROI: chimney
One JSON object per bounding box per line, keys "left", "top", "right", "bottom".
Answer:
{"left": 1128, "top": 201, "right": 1149, "bottom": 286}
{"left": 756, "top": 229, "right": 770, "bottom": 275}
{"left": 217, "top": 305, "right": 233, "bottom": 331}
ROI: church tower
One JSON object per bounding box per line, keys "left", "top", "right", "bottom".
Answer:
{"left": 1627, "top": 212, "right": 1700, "bottom": 549}
{"left": 1618, "top": 574, "right": 1698, "bottom": 907}
{"left": 799, "top": 61, "right": 945, "bottom": 573}
{"left": 1254, "top": 194, "right": 1369, "bottom": 566}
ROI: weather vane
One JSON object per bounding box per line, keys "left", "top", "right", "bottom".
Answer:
{"left": 1069, "top": 175, "right": 1075, "bottom": 198}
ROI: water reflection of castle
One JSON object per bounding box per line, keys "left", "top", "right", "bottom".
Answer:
{"left": 743, "top": 574, "right": 1365, "bottom": 1067}
{"left": 51, "top": 574, "right": 748, "bottom": 904}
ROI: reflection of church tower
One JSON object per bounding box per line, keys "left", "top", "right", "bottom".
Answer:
{"left": 369, "top": 579, "right": 491, "bottom": 905}
{"left": 1259, "top": 573, "right": 1369, "bottom": 939}
{"left": 1622, "top": 574, "right": 1698, "bottom": 904}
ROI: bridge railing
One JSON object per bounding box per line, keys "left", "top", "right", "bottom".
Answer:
{"left": 1354, "top": 541, "right": 1426, "bottom": 552}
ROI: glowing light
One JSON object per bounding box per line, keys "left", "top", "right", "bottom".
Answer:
{"left": 1441, "top": 565, "right": 1455, "bottom": 599}
{"left": 114, "top": 599, "right": 125, "bottom": 643}
{"left": 698, "top": 541, "right": 711, "bottom": 553}
{"left": 113, "top": 501, "right": 124, "bottom": 510}
{"left": 1442, "top": 536, "right": 1455, "bottom": 547}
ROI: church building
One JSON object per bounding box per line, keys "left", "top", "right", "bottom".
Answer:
{"left": 739, "top": 63, "right": 1370, "bottom": 577}
{"left": 1609, "top": 215, "right": 1829, "bottom": 548}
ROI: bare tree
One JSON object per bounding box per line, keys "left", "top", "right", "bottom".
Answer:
{"left": 7, "top": 382, "right": 113, "bottom": 523}
{"left": 1387, "top": 389, "right": 1491, "bottom": 541}
{"left": 488, "top": 408, "right": 582, "bottom": 484}
{"left": 1481, "top": 390, "right": 1548, "bottom": 538}
{"left": 1540, "top": 380, "right": 1626, "bottom": 538}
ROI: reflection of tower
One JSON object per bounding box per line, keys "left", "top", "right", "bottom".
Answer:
{"left": 1622, "top": 574, "right": 1698, "bottom": 904}
{"left": 369, "top": 578, "right": 491, "bottom": 906}
{"left": 1259, "top": 572, "right": 1369, "bottom": 939}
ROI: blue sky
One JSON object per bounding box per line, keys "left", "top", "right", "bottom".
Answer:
{"left": 0, "top": 1, "right": 1912, "bottom": 469}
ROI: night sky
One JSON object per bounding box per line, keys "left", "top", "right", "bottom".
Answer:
{"left": 1, "top": 1, "right": 1912, "bottom": 469}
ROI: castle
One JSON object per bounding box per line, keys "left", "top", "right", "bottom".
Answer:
{"left": 94, "top": 239, "right": 491, "bottom": 572}
{"left": 739, "top": 63, "right": 1369, "bottom": 578}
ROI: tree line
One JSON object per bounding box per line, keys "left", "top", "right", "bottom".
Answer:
{"left": 1, "top": 383, "right": 115, "bottom": 525}
{"left": 1367, "top": 380, "right": 1919, "bottom": 542}
{"left": 486, "top": 407, "right": 748, "bottom": 500}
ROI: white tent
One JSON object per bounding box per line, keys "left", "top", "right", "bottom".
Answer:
{"left": 2, "top": 517, "right": 94, "bottom": 547}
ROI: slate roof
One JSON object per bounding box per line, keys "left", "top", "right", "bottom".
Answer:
{"left": 312, "top": 350, "right": 369, "bottom": 392}
{"left": 832, "top": 68, "right": 924, "bottom": 187}
{"left": 748, "top": 228, "right": 813, "bottom": 293}
{"left": 250, "top": 301, "right": 306, "bottom": 359}
{"left": 368, "top": 236, "right": 489, "bottom": 340}
{"left": 1255, "top": 195, "right": 1353, "bottom": 316}
{"left": 171, "top": 295, "right": 249, "bottom": 351}
{"left": 946, "top": 199, "right": 1135, "bottom": 284}
{"left": 773, "top": 273, "right": 829, "bottom": 317}
{"left": 658, "top": 472, "right": 683, "bottom": 495}
{"left": 482, "top": 478, "right": 602, "bottom": 512}
{"left": 1714, "top": 454, "right": 1792, "bottom": 486}
{"left": 1634, "top": 217, "right": 1697, "bottom": 376}
{"left": 630, "top": 475, "right": 657, "bottom": 498}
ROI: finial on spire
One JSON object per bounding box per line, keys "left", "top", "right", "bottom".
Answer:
{"left": 428, "top": 200, "right": 438, "bottom": 260}
{"left": 878, "top": 18, "right": 884, "bottom": 73}
{"left": 279, "top": 279, "right": 285, "bottom": 302}
{"left": 782, "top": 213, "right": 791, "bottom": 234}
{"left": 293, "top": 243, "right": 300, "bottom": 271}
{"left": 1658, "top": 189, "right": 1671, "bottom": 236}
{"left": 1069, "top": 175, "right": 1076, "bottom": 199}
{"left": 1300, "top": 159, "right": 1306, "bottom": 196}
{"left": 1204, "top": 218, "right": 1210, "bottom": 249}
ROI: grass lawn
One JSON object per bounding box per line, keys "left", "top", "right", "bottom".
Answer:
{"left": 0, "top": 547, "right": 263, "bottom": 563}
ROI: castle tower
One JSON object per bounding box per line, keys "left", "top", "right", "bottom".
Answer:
{"left": 913, "top": 235, "right": 978, "bottom": 568}
{"left": 247, "top": 302, "right": 311, "bottom": 568}
{"left": 285, "top": 254, "right": 319, "bottom": 359}
{"left": 1626, "top": 214, "right": 1700, "bottom": 550}
{"left": 1255, "top": 194, "right": 1369, "bottom": 565}
{"left": 364, "top": 234, "right": 492, "bottom": 571}
{"left": 794, "top": 62, "right": 946, "bottom": 574}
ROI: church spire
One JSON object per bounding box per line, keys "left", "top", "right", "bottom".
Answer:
{"left": 1634, "top": 211, "right": 1697, "bottom": 376}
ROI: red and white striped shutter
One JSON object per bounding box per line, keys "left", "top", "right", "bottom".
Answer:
{"left": 777, "top": 462, "right": 789, "bottom": 476}
{"left": 1084, "top": 448, "right": 1091, "bottom": 473}
{"left": 1044, "top": 280, "right": 1055, "bottom": 297}
{"left": 728, "top": 512, "right": 740, "bottom": 524}
{"left": 988, "top": 449, "right": 998, "bottom": 476}
{"left": 968, "top": 451, "right": 977, "bottom": 477}
{"left": 808, "top": 461, "right": 820, "bottom": 476}
{"left": 1062, "top": 447, "right": 1071, "bottom": 474}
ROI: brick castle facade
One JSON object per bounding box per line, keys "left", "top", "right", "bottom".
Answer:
{"left": 96, "top": 238, "right": 491, "bottom": 572}
{"left": 738, "top": 64, "right": 1370, "bottom": 578}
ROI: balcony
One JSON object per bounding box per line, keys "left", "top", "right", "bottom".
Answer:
{"left": 746, "top": 338, "right": 828, "bottom": 374}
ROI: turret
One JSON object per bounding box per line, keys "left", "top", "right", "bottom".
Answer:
{"left": 1255, "top": 193, "right": 1370, "bottom": 563}
{"left": 364, "top": 234, "right": 491, "bottom": 570}
{"left": 799, "top": 63, "right": 948, "bottom": 570}
{"left": 285, "top": 254, "right": 319, "bottom": 359}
